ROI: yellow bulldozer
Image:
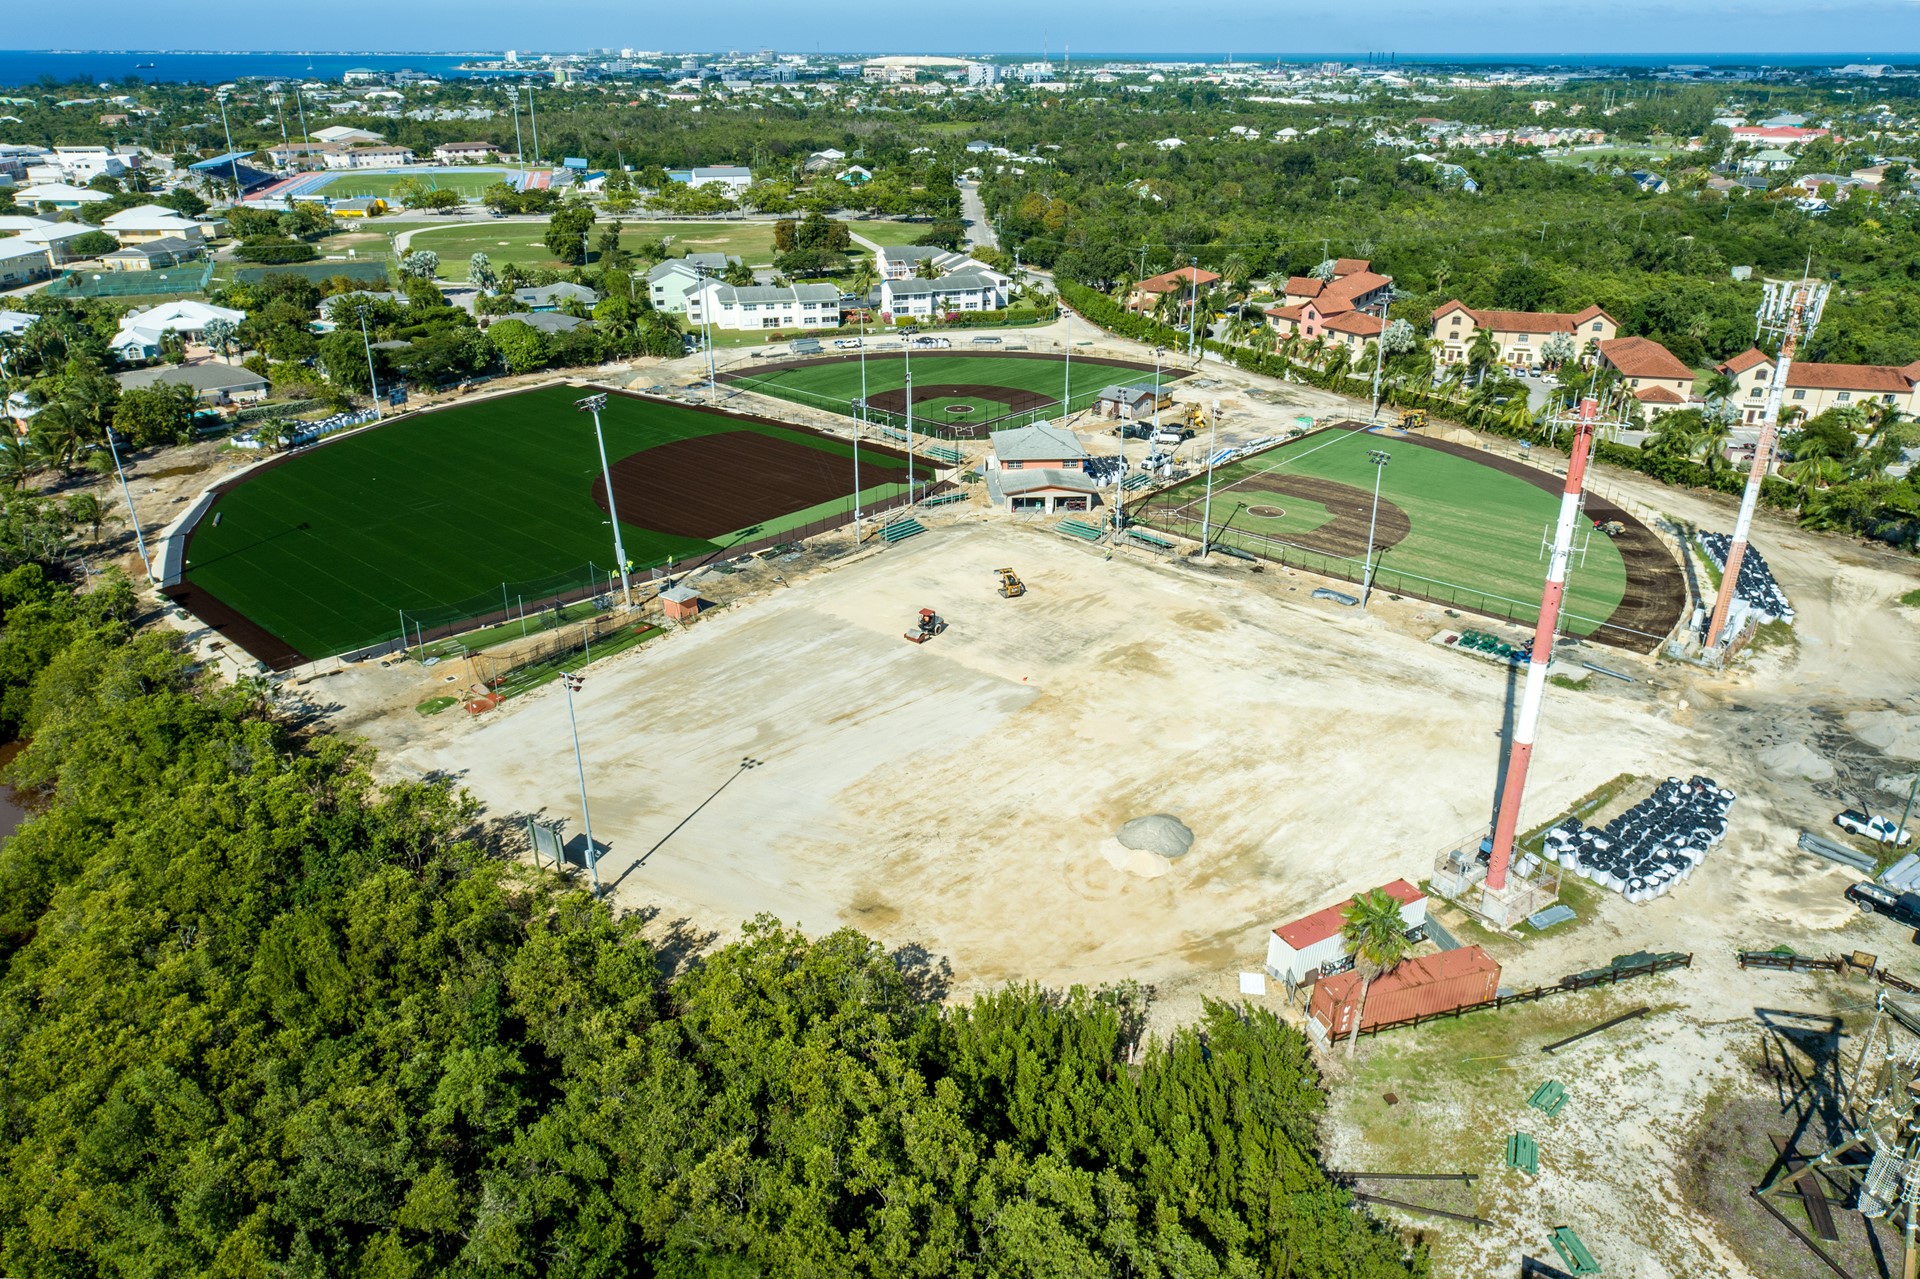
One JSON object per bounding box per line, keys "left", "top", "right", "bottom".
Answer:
{"left": 1399, "top": 409, "right": 1428, "bottom": 430}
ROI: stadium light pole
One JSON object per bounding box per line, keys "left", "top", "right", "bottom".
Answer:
{"left": 1361, "top": 450, "right": 1392, "bottom": 607}
{"left": 1369, "top": 286, "right": 1395, "bottom": 421}
{"left": 104, "top": 427, "right": 151, "bottom": 579}
{"left": 527, "top": 87, "right": 541, "bottom": 168}
{"left": 1199, "top": 398, "right": 1221, "bottom": 556}
{"left": 358, "top": 309, "right": 383, "bottom": 418}
{"left": 216, "top": 91, "right": 240, "bottom": 203}
{"left": 508, "top": 87, "right": 524, "bottom": 171}
{"left": 1186, "top": 257, "right": 1200, "bottom": 358}
{"left": 561, "top": 672, "right": 600, "bottom": 893}
{"left": 1061, "top": 306, "right": 1071, "bottom": 420}
{"left": 293, "top": 86, "right": 309, "bottom": 146}
{"left": 853, "top": 307, "right": 866, "bottom": 541}
{"left": 904, "top": 339, "right": 916, "bottom": 503}
{"left": 576, "top": 393, "right": 632, "bottom": 605}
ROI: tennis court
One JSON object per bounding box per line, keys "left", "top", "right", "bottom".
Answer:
{"left": 723, "top": 351, "right": 1185, "bottom": 435}
{"left": 169, "top": 385, "right": 937, "bottom": 666}
{"left": 1136, "top": 424, "right": 1684, "bottom": 647}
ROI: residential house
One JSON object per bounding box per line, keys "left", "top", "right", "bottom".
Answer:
{"left": 0, "top": 310, "right": 34, "bottom": 338}
{"left": 666, "top": 165, "right": 753, "bottom": 196}
{"left": 879, "top": 271, "right": 1003, "bottom": 319}
{"left": 49, "top": 146, "right": 125, "bottom": 183}
{"left": 110, "top": 300, "right": 246, "bottom": 360}
{"left": 1123, "top": 265, "right": 1220, "bottom": 316}
{"left": 1430, "top": 301, "right": 1618, "bottom": 371}
{"left": 1715, "top": 347, "right": 1920, "bottom": 422}
{"left": 266, "top": 141, "right": 345, "bottom": 169}
{"left": 1264, "top": 260, "right": 1393, "bottom": 342}
{"left": 325, "top": 146, "right": 415, "bottom": 170}
{"left": 102, "top": 205, "right": 218, "bottom": 245}
{"left": 115, "top": 360, "right": 268, "bottom": 404}
{"left": 802, "top": 148, "right": 847, "bottom": 174}
{"left": 686, "top": 281, "right": 840, "bottom": 331}
{"left": 646, "top": 260, "right": 706, "bottom": 313}
{"left": 494, "top": 312, "right": 593, "bottom": 335}
{"left": 1730, "top": 125, "right": 1830, "bottom": 146}
{"left": 0, "top": 238, "right": 53, "bottom": 288}
{"left": 16, "top": 221, "right": 104, "bottom": 265}
{"left": 0, "top": 214, "right": 57, "bottom": 234}
{"left": 432, "top": 142, "right": 498, "bottom": 164}
{"left": 1738, "top": 148, "right": 1796, "bottom": 175}
{"left": 12, "top": 182, "right": 111, "bottom": 210}
{"left": 1597, "top": 336, "right": 1697, "bottom": 416}
{"left": 986, "top": 423, "right": 1099, "bottom": 514}
{"left": 876, "top": 244, "right": 946, "bottom": 281}
{"left": 101, "top": 236, "right": 205, "bottom": 271}
{"left": 511, "top": 282, "right": 599, "bottom": 312}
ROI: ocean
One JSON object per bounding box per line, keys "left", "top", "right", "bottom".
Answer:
{"left": 0, "top": 49, "right": 1914, "bottom": 87}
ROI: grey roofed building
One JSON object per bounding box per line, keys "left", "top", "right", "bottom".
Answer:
{"left": 877, "top": 244, "right": 945, "bottom": 269}
{"left": 681, "top": 251, "right": 736, "bottom": 272}
{"left": 646, "top": 259, "right": 701, "bottom": 282}
{"left": 102, "top": 235, "right": 204, "bottom": 265}
{"left": 114, "top": 361, "right": 268, "bottom": 399}
{"left": 0, "top": 309, "right": 36, "bottom": 337}
{"left": 997, "top": 467, "right": 1099, "bottom": 496}
{"left": 989, "top": 422, "right": 1090, "bottom": 464}
{"left": 511, "top": 281, "right": 600, "bottom": 310}
{"left": 882, "top": 271, "right": 997, "bottom": 298}
{"left": 711, "top": 282, "right": 839, "bottom": 306}
{"left": 495, "top": 311, "right": 593, "bottom": 334}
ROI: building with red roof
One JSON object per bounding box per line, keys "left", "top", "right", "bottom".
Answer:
{"left": 1431, "top": 300, "right": 1618, "bottom": 372}
{"left": 1264, "top": 879, "right": 1427, "bottom": 985}
{"left": 1123, "top": 265, "right": 1220, "bottom": 316}
{"left": 1714, "top": 347, "right": 1920, "bottom": 423}
{"left": 1264, "top": 258, "right": 1393, "bottom": 345}
{"left": 1597, "top": 336, "right": 1697, "bottom": 415}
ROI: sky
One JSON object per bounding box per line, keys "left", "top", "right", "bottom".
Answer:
{"left": 9, "top": 1, "right": 1920, "bottom": 54}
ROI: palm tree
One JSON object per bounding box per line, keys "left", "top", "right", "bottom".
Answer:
{"left": 0, "top": 434, "right": 35, "bottom": 491}
{"left": 1220, "top": 253, "right": 1251, "bottom": 302}
{"left": 1781, "top": 455, "right": 1843, "bottom": 509}
{"left": 1501, "top": 394, "right": 1538, "bottom": 438}
{"left": 1339, "top": 888, "right": 1413, "bottom": 1057}
{"left": 1646, "top": 413, "right": 1701, "bottom": 459}
{"left": 1467, "top": 329, "right": 1499, "bottom": 386}
{"left": 1323, "top": 345, "right": 1352, "bottom": 381}
{"left": 850, "top": 259, "right": 878, "bottom": 309}
{"left": 1700, "top": 370, "right": 1738, "bottom": 422}
{"left": 1694, "top": 414, "right": 1734, "bottom": 480}
{"left": 28, "top": 404, "right": 85, "bottom": 474}
{"left": 202, "top": 317, "right": 237, "bottom": 364}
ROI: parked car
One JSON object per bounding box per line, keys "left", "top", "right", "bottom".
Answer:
{"left": 912, "top": 336, "right": 951, "bottom": 348}
{"left": 834, "top": 338, "right": 863, "bottom": 350}
{"left": 1838, "top": 810, "right": 1913, "bottom": 847}
{"left": 1847, "top": 881, "right": 1920, "bottom": 929}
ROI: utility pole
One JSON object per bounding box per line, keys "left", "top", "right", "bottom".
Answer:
{"left": 561, "top": 672, "right": 600, "bottom": 893}
{"left": 104, "top": 427, "right": 151, "bottom": 579}
{"left": 853, "top": 307, "right": 866, "bottom": 541}
{"left": 576, "top": 394, "right": 632, "bottom": 605}
{"left": 1370, "top": 286, "right": 1394, "bottom": 421}
{"left": 293, "top": 86, "right": 309, "bottom": 145}
{"left": 1360, "top": 450, "right": 1391, "bottom": 606}
{"left": 1186, "top": 257, "right": 1200, "bottom": 357}
{"left": 509, "top": 87, "right": 524, "bottom": 170}
{"left": 216, "top": 91, "right": 241, "bottom": 203}
{"left": 527, "top": 87, "right": 541, "bottom": 167}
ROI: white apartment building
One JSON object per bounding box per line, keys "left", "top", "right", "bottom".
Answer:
{"left": 686, "top": 281, "right": 841, "bottom": 330}
{"left": 879, "top": 272, "right": 1004, "bottom": 319}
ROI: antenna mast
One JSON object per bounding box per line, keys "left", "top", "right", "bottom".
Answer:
{"left": 1704, "top": 275, "right": 1829, "bottom": 656}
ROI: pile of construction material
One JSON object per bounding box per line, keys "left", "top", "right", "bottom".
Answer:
{"left": 1698, "top": 532, "right": 1794, "bottom": 624}
{"left": 1542, "top": 776, "right": 1735, "bottom": 903}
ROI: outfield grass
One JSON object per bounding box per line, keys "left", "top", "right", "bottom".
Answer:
{"left": 181, "top": 386, "right": 925, "bottom": 660}
{"left": 1144, "top": 428, "right": 1630, "bottom": 634}
{"left": 729, "top": 353, "right": 1177, "bottom": 428}
{"left": 851, "top": 221, "right": 946, "bottom": 247}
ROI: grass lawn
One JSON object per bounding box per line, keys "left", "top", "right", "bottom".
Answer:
{"left": 310, "top": 168, "right": 517, "bottom": 200}
{"left": 180, "top": 385, "right": 926, "bottom": 660}
{"left": 406, "top": 220, "right": 928, "bottom": 277}
{"left": 728, "top": 352, "right": 1176, "bottom": 428}
{"left": 1142, "top": 428, "right": 1631, "bottom": 634}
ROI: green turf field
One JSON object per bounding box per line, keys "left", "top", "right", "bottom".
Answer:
{"left": 1142, "top": 428, "right": 1631, "bottom": 634}
{"left": 729, "top": 353, "right": 1179, "bottom": 430}
{"left": 314, "top": 168, "right": 516, "bottom": 200}
{"left": 181, "top": 386, "right": 930, "bottom": 660}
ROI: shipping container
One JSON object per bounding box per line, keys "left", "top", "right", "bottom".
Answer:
{"left": 1265, "top": 879, "right": 1428, "bottom": 985}
{"left": 1308, "top": 945, "right": 1500, "bottom": 1042}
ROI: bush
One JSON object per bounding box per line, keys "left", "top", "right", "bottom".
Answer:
{"left": 234, "top": 237, "right": 319, "bottom": 265}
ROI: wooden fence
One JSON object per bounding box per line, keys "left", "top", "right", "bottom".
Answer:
{"left": 1350, "top": 952, "right": 1693, "bottom": 1040}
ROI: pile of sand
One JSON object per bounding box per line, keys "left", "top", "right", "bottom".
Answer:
{"left": 1117, "top": 814, "right": 1194, "bottom": 859}
{"left": 1881, "top": 773, "right": 1920, "bottom": 799}
{"left": 1759, "top": 741, "right": 1835, "bottom": 781}
{"left": 1849, "top": 710, "right": 1920, "bottom": 762}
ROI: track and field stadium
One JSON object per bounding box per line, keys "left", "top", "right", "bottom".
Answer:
{"left": 162, "top": 386, "right": 937, "bottom": 668}
{"left": 1133, "top": 424, "right": 1685, "bottom": 650}
{"left": 723, "top": 350, "right": 1189, "bottom": 436}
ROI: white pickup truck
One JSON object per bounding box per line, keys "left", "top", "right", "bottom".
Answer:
{"left": 1837, "top": 809, "right": 1913, "bottom": 847}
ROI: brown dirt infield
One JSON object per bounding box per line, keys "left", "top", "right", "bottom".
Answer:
{"left": 864, "top": 383, "right": 1053, "bottom": 418}
{"left": 591, "top": 431, "right": 915, "bottom": 540}
{"left": 1230, "top": 473, "right": 1412, "bottom": 558}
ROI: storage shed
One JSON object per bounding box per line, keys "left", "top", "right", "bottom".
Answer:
{"left": 1307, "top": 945, "right": 1501, "bottom": 1044}
{"left": 660, "top": 585, "right": 701, "bottom": 622}
{"left": 1264, "top": 879, "right": 1426, "bottom": 985}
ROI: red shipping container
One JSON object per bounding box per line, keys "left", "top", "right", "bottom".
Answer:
{"left": 1310, "top": 945, "right": 1501, "bottom": 1040}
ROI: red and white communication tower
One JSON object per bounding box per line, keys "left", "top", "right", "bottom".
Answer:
{"left": 1485, "top": 394, "right": 1601, "bottom": 893}
{"left": 1705, "top": 276, "right": 1830, "bottom": 654}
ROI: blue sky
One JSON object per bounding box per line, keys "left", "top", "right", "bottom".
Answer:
{"left": 10, "top": 1, "right": 1920, "bottom": 53}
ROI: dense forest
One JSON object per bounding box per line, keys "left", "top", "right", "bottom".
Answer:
{"left": 0, "top": 512, "right": 1422, "bottom": 1277}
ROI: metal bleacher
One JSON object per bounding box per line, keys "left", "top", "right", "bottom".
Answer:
{"left": 1122, "top": 472, "right": 1154, "bottom": 491}
{"left": 924, "top": 445, "right": 965, "bottom": 465}
{"left": 879, "top": 517, "right": 925, "bottom": 544}
{"left": 1056, "top": 517, "right": 1106, "bottom": 543}
{"left": 1125, "top": 528, "right": 1174, "bottom": 551}
{"left": 919, "top": 492, "right": 966, "bottom": 508}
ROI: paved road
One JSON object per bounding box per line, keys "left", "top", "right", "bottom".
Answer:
{"left": 956, "top": 180, "right": 997, "bottom": 251}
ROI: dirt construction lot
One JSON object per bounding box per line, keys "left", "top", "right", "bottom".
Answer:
{"left": 389, "top": 522, "right": 1687, "bottom": 987}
